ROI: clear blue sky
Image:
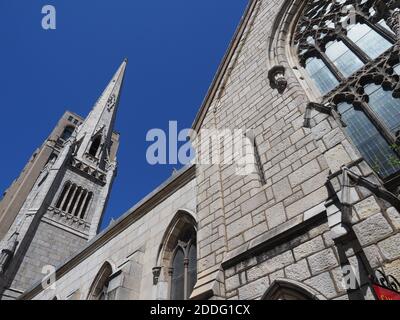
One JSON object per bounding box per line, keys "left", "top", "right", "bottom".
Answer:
{"left": 0, "top": 0, "right": 248, "bottom": 230}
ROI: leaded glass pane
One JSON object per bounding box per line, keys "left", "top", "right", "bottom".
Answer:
{"left": 347, "top": 23, "right": 392, "bottom": 59}
{"left": 171, "top": 249, "right": 185, "bottom": 300}
{"left": 338, "top": 102, "right": 400, "bottom": 177}
{"left": 394, "top": 65, "right": 400, "bottom": 75}
{"left": 305, "top": 57, "right": 339, "bottom": 94}
{"left": 188, "top": 244, "right": 197, "bottom": 298}
{"left": 365, "top": 84, "right": 400, "bottom": 134}
{"left": 325, "top": 41, "right": 364, "bottom": 77}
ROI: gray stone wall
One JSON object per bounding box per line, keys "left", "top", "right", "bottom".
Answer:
{"left": 193, "top": 0, "right": 400, "bottom": 300}
{"left": 9, "top": 219, "right": 87, "bottom": 292}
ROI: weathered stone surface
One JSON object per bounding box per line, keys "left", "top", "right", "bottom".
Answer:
{"left": 265, "top": 202, "right": 287, "bottom": 229}
{"left": 322, "top": 128, "right": 345, "bottom": 149}
{"left": 272, "top": 177, "right": 292, "bottom": 202}
{"left": 258, "top": 251, "right": 294, "bottom": 275}
{"left": 225, "top": 274, "right": 240, "bottom": 292}
{"left": 324, "top": 144, "right": 352, "bottom": 172}
{"left": 387, "top": 207, "right": 400, "bottom": 230}
{"left": 293, "top": 236, "right": 325, "bottom": 261}
{"left": 269, "top": 269, "right": 284, "bottom": 284}
{"left": 304, "top": 272, "right": 337, "bottom": 299}
{"left": 289, "top": 160, "right": 321, "bottom": 188}
{"left": 378, "top": 234, "right": 400, "bottom": 261}
{"left": 353, "top": 213, "right": 393, "bottom": 246}
{"left": 353, "top": 197, "right": 381, "bottom": 220}
{"left": 238, "top": 277, "right": 269, "bottom": 300}
{"left": 241, "top": 191, "right": 267, "bottom": 215}
{"left": 301, "top": 171, "right": 329, "bottom": 195}
{"left": 285, "top": 259, "right": 311, "bottom": 281}
{"left": 363, "top": 245, "right": 382, "bottom": 268}
{"left": 286, "top": 187, "right": 328, "bottom": 219}
{"left": 312, "top": 120, "right": 331, "bottom": 140}
{"left": 330, "top": 267, "right": 348, "bottom": 294}
{"left": 383, "top": 259, "right": 400, "bottom": 282}
{"left": 227, "top": 215, "right": 253, "bottom": 239}
{"left": 307, "top": 248, "right": 338, "bottom": 275}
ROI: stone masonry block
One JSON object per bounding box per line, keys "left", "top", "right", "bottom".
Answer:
{"left": 265, "top": 202, "right": 287, "bottom": 229}
{"left": 285, "top": 259, "right": 311, "bottom": 281}
{"left": 304, "top": 272, "right": 337, "bottom": 299}
{"left": 307, "top": 248, "right": 338, "bottom": 275}
{"left": 378, "top": 233, "right": 400, "bottom": 261}
{"left": 293, "top": 236, "right": 325, "bottom": 261}
{"left": 353, "top": 196, "right": 381, "bottom": 220}
{"left": 238, "top": 276, "right": 269, "bottom": 300}
{"left": 353, "top": 213, "right": 393, "bottom": 246}
{"left": 289, "top": 160, "right": 321, "bottom": 188}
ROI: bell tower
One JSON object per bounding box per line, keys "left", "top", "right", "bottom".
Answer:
{"left": 0, "top": 59, "right": 127, "bottom": 299}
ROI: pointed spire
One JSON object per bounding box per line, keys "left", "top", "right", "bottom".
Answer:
{"left": 75, "top": 59, "right": 127, "bottom": 169}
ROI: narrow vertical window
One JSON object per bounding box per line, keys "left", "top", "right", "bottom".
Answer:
{"left": 55, "top": 182, "right": 70, "bottom": 209}
{"left": 80, "top": 192, "right": 93, "bottom": 219}
{"left": 89, "top": 136, "right": 102, "bottom": 157}
{"left": 170, "top": 249, "right": 185, "bottom": 300}
{"left": 169, "top": 229, "right": 197, "bottom": 300}
{"left": 62, "top": 184, "right": 76, "bottom": 212}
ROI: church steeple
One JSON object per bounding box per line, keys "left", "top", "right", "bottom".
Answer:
{"left": 76, "top": 59, "right": 127, "bottom": 170}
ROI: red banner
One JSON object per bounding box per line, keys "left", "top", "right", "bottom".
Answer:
{"left": 373, "top": 284, "right": 400, "bottom": 300}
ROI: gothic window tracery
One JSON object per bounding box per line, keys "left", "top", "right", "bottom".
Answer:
{"left": 294, "top": 0, "right": 400, "bottom": 180}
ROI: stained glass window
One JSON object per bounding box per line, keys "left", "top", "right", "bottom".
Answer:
{"left": 170, "top": 229, "right": 197, "bottom": 300}
{"left": 305, "top": 57, "right": 339, "bottom": 94}
{"left": 325, "top": 41, "right": 364, "bottom": 77}
{"left": 295, "top": 0, "right": 400, "bottom": 178}
{"left": 338, "top": 102, "right": 400, "bottom": 177}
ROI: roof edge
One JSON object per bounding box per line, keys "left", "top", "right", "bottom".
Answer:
{"left": 191, "top": 0, "right": 259, "bottom": 132}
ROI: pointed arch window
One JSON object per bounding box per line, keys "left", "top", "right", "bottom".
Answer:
{"left": 89, "top": 136, "right": 102, "bottom": 157}
{"left": 155, "top": 211, "right": 197, "bottom": 300}
{"left": 169, "top": 229, "right": 197, "bottom": 300}
{"left": 87, "top": 262, "right": 113, "bottom": 300}
{"left": 294, "top": 0, "right": 400, "bottom": 181}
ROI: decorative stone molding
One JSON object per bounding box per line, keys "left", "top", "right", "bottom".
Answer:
{"left": 303, "top": 101, "right": 346, "bottom": 128}
{"left": 268, "top": 65, "right": 287, "bottom": 94}
{"left": 152, "top": 267, "right": 162, "bottom": 285}
{"left": 0, "top": 232, "right": 18, "bottom": 275}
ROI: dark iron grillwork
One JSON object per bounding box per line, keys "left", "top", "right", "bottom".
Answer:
{"left": 371, "top": 269, "right": 400, "bottom": 293}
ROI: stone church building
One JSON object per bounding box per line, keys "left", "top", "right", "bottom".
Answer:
{"left": 1, "top": 0, "right": 400, "bottom": 300}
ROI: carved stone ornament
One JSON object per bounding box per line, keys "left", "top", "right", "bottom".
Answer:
{"left": 268, "top": 65, "right": 287, "bottom": 94}
{"left": 152, "top": 266, "right": 162, "bottom": 285}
